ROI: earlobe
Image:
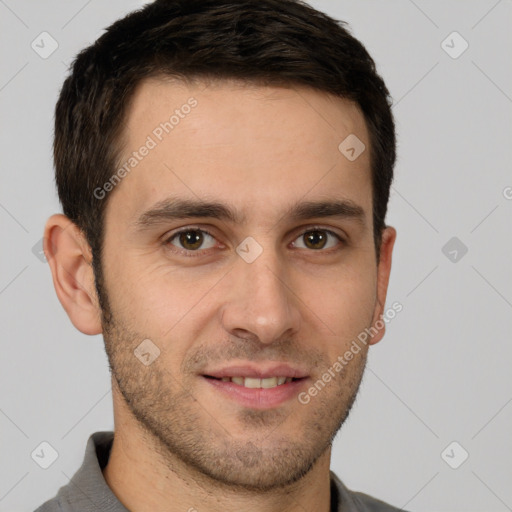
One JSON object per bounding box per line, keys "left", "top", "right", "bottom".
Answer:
{"left": 44, "top": 214, "right": 103, "bottom": 335}
{"left": 368, "top": 226, "right": 397, "bottom": 346}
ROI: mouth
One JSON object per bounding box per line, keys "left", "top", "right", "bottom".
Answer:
{"left": 200, "top": 364, "right": 310, "bottom": 409}
{"left": 203, "top": 375, "right": 304, "bottom": 389}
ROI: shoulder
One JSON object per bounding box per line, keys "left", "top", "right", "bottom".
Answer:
{"left": 351, "top": 490, "right": 408, "bottom": 512}
{"left": 32, "top": 431, "right": 116, "bottom": 512}
{"left": 33, "top": 498, "right": 63, "bottom": 512}
{"left": 330, "top": 471, "right": 409, "bottom": 512}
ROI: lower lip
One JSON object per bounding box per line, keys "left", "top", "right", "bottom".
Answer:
{"left": 202, "top": 376, "right": 308, "bottom": 409}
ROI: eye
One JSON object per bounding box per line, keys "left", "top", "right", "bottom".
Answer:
{"left": 165, "top": 228, "right": 218, "bottom": 254}
{"left": 292, "top": 228, "right": 343, "bottom": 251}
{"left": 163, "top": 226, "right": 344, "bottom": 257}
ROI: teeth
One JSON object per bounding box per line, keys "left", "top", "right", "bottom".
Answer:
{"left": 261, "top": 377, "right": 278, "bottom": 388}
{"left": 244, "top": 377, "right": 262, "bottom": 389}
{"left": 221, "top": 376, "right": 293, "bottom": 388}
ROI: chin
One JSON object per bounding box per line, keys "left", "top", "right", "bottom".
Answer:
{"left": 182, "top": 438, "right": 325, "bottom": 492}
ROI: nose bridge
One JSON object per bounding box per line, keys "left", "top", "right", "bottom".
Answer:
{"left": 221, "top": 243, "right": 301, "bottom": 344}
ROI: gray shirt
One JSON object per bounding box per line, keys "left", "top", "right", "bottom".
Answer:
{"left": 34, "top": 431, "right": 407, "bottom": 512}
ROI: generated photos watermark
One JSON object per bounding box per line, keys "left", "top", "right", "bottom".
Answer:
{"left": 298, "top": 301, "right": 403, "bottom": 405}
{"left": 93, "top": 97, "right": 198, "bottom": 200}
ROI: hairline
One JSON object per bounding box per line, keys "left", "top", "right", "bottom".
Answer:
{"left": 102, "top": 73, "right": 380, "bottom": 249}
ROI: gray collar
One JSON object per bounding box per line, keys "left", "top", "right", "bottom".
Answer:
{"left": 40, "top": 431, "right": 401, "bottom": 512}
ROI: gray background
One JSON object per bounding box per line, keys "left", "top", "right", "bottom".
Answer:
{"left": 1, "top": 1, "right": 511, "bottom": 510}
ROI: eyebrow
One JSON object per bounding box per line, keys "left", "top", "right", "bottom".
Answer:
{"left": 133, "top": 196, "right": 366, "bottom": 230}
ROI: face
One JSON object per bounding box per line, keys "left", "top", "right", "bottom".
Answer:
{"left": 97, "top": 78, "right": 391, "bottom": 490}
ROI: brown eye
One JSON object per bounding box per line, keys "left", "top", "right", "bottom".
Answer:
{"left": 303, "top": 230, "right": 327, "bottom": 250}
{"left": 293, "top": 229, "right": 342, "bottom": 251}
{"left": 167, "top": 229, "right": 216, "bottom": 252}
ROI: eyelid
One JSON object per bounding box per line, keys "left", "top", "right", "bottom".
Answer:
{"left": 289, "top": 225, "right": 345, "bottom": 252}
{"left": 163, "top": 224, "right": 346, "bottom": 256}
{"left": 290, "top": 224, "right": 346, "bottom": 243}
{"left": 163, "top": 225, "right": 220, "bottom": 257}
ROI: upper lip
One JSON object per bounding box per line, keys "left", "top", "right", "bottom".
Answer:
{"left": 203, "top": 363, "right": 309, "bottom": 379}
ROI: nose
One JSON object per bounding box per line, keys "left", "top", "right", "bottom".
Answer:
{"left": 220, "top": 249, "right": 302, "bottom": 345}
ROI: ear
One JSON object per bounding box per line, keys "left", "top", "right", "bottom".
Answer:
{"left": 368, "top": 226, "right": 397, "bottom": 346}
{"left": 44, "top": 214, "right": 103, "bottom": 335}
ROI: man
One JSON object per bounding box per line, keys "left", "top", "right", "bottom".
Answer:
{"left": 36, "top": 0, "right": 405, "bottom": 510}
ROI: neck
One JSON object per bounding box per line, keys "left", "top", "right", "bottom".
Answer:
{"left": 103, "top": 384, "right": 333, "bottom": 512}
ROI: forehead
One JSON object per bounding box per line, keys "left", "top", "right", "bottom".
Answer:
{"left": 107, "top": 77, "right": 372, "bottom": 227}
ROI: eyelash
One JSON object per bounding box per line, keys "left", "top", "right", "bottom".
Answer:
{"left": 163, "top": 225, "right": 345, "bottom": 257}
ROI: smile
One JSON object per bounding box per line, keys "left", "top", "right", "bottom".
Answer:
{"left": 206, "top": 376, "right": 297, "bottom": 388}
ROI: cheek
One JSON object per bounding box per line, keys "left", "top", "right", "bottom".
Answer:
{"left": 101, "top": 254, "right": 173, "bottom": 333}
{"left": 305, "top": 263, "right": 377, "bottom": 342}
{"left": 107, "top": 257, "right": 223, "bottom": 340}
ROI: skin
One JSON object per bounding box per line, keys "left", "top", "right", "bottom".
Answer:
{"left": 44, "top": 78, "right": 396, "bottom": 512}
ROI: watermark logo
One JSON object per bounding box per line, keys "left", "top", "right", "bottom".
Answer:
{"left": 31, "top": 441, "right": 59, "bottom": 469}
{"left": 236, "top": 237, "right": 263, "bottom": 263}
{"left": 93, "top": 97, "right": 198, "bottom": 200}
{"left": 134, "top": 339, "right": 161, "bottom": 366}
{"left": 298, "top": 301, "right": 403, "bottom": 405}
{"left": 442, "top": 236, "right": 468, "bottom": 263}
{"left": 32, "top": 237, "right": 47, "bottom": 262}
{"left": 441, "top": 31, "right": 469, "bottom": 59}
{"left": 31, "top": 31, "right": 58, "bottom": 59}
{"left": 338, "top": 134, "right": 365, "bottom": 162}
{"left": 441, "top": 441, "right": 469, "bottom": 469}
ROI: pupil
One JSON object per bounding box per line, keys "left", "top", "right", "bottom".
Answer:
{"left": 180, "top": 231, "right": 203, "bottom": 250}
{"left": 305, "top": 231, "right": 326, "bottom": 250}
{"left": 178, "top": 231, "right": 327, "bottom": 251}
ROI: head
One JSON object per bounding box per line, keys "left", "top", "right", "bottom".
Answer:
{"left": 45, "top": 0, "right": 397, "bottom": 492}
